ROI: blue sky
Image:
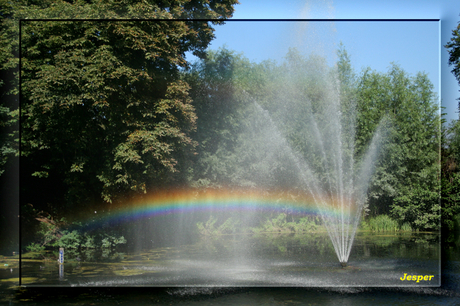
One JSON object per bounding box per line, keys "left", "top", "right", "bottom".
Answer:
{"left": 194, "top": 0, "right": 460, "bottom": 122}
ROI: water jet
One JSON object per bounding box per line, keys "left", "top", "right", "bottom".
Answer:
{"left": 246, "top": 78, "right": 385, "bottom": 266}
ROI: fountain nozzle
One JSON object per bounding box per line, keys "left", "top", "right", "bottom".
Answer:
{"left": 340, "top": 262, "right": 347, "bottom": 268}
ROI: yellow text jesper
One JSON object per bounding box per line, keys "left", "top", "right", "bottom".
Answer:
{"left": 400, "top": 273, "right": 434, "bottom": 282}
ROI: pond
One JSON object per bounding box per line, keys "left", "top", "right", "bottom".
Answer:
{"left": 18, "top": 231, "right": 440, "bottom": 287}
{"left": 2, "top": 231, "right": 459, "bottom": 305}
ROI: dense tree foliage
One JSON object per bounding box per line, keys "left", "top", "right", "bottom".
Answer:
{"left": 355, "top": 65, "right": 440, "bottom": 230}
{"left": 443, "top": 19, "right": 460, "bottom": 233}
{"left": 0, "top": 0, "right": 239, "bottom": 216}
{"left": 0, "top": 2, "right": 19, "bottom": 178}
{"left": 185, "top": 47, "right": 441, "bottom": 231}
{"left": 442, "top": 120, "right": 460, "bottom": 233}
{"left": 446, "top": 19, "right": 460, "bottom": 109}
{"left": 184, "top": 48, "right": 251, "bottom": 187}
{"left": 21, "top": 20, "right": 202, "bottom": 206}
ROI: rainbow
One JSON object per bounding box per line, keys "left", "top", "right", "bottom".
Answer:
{"left": 77, "top": 187, "right": 358, "bottom": 228}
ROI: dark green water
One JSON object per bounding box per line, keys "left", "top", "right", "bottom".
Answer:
{"left": 1, "top": 231, "right": 459, "bottom": 305}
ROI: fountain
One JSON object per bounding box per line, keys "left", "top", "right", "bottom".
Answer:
{"left": 113, "top": 54, "right": 387, "bottom": 274}
{"left": 240, "top": 60, "right": 385, "bottom": 268}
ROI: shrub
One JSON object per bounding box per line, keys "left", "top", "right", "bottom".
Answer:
{"left": 368, "top": 215, "right": 398, "bottom": 232}
{"left": 101, "top": 234, "right": 127, "bottom": 248}
{"left": 53, "top": 230, "right": 82, "bottom": 249}
{"left": 196, "top": 216, "right": 241, "bottom": 236}
{"left": 26, "top": 220, "right": 127, "bottom": 251}
{"left": 26, "top": 242, "right": 45, "bottom": 252}
{"left": 400, "top": 222, "right": 412, "bottom": 232}
{"left": 363, "top": 214, "right": 413, "bottom": 232}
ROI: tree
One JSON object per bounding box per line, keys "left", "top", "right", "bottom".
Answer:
{"left": 184, "top": 47, "right": 307, "bottom": 189}
{"left": 356, "top": 65, "right": 440, "bottom": 230}
{"left": 184, "top": 48, "right": 248, "bottom": 187}
{"left": 2, "top": 0, "right": 239, "bottom": 213}
{"left": 442, "top": 18, "right": 460, "bottom": 236}
{"left": 445, "top": 19, "right": 460, "bottom": 109}
{"left": 184, "top": 47, "right": 287, "bottom": 188}
{"left": 441, "top": 119, "right": 460, "bottom": 233}
{"left": 0, "top": 0, "right": 19, "bottom": 176}
{"left": 0, "top": 11, "right": 19, "bottom": 175}
{"left": 21, "top": 20, "right": 197, "bottom": 205}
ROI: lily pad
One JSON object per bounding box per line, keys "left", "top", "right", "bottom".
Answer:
{"left": 1, "top": 277, "right": 39, "bottom": 284}
{"left": 113, "top": 269, "right": 146, "bottom": 276}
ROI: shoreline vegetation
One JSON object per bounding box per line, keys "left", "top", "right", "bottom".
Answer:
{"left": 25, "top": 211, "right": 431, "bottom": 252}
{"left": 196, "top": 213, "right": 417, "bottom": 237}
{"left": 17, "top": 212, "right": 441, "bottom": 261}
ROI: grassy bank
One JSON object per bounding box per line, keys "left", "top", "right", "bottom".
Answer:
{"left": 360, "top": 214, "right": 412, "bottom": 232}
{"left": 197, "top": 213, "right": 414, "bottom": 237}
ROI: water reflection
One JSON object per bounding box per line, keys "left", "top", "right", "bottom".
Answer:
{"left": 1, "top": 232, "right": 457, "bottom": 305}
{"left": 17, "top": 232, "right": 440, "bottom": 287}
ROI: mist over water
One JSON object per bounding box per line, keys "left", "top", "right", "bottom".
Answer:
{"left": 238, "top": 64, "right": 385, "bottom": 264}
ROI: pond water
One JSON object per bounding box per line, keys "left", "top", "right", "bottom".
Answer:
{"left": 1, "top": 231, "right": 458, "bottom": 305}
{"left": 20, "top": 232, "right": 440, "bottom": 287}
